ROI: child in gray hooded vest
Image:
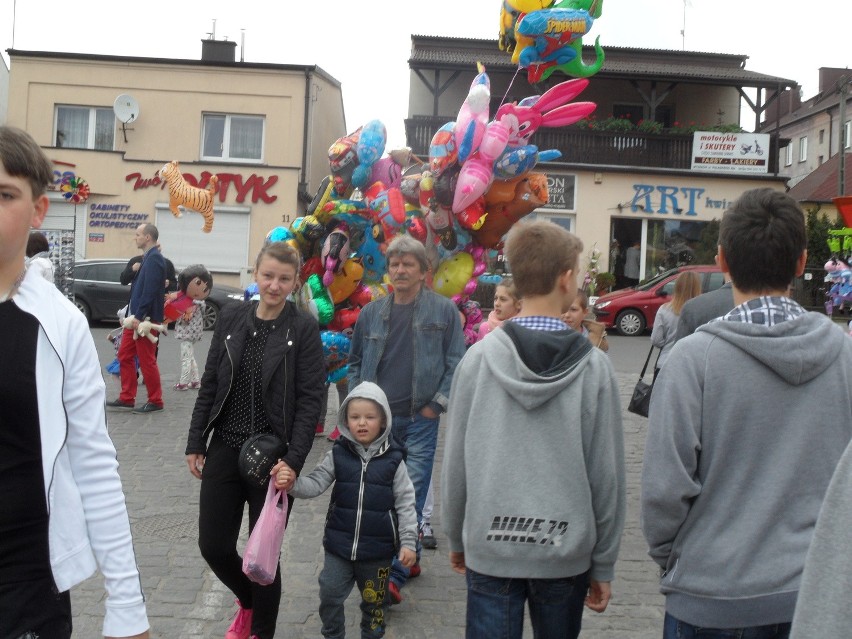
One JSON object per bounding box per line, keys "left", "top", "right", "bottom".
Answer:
{"left": 275, "top": 381, "right": 417, "bottom": 639}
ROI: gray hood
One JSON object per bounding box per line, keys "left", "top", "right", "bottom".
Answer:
{"left": 482, "top": 324, "right": 594, "bottom": 411}
{"left": 698, "top": 312, "right": 846, "bottom": 385}
{"left": 337, "top": 381, "right": 394, "bottom": 453}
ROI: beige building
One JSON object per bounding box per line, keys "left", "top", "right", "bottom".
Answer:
{"left": 406, "top": 36, "right": 794, "bottom": 284}
{"left": 6, "top": 42, "right": 346, "bottom": 285}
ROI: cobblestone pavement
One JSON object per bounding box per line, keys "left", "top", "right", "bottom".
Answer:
{"left": 71, "top": 329, "right": 664, "bottom": 638}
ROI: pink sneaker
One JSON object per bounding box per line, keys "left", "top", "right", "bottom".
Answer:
{"left": 189, "top": 381, "right": 201, "bottom": 389}
{"left": 225, "top": 599, "right": 252, "bottom": 639}
{"left": 326, "top": 426, "right": 341, "bottom": 442}
{"left": 315, "top": 423, "right": 325, "bottom": 437}
{"left": 174, "top": 383, "right": 189, "bottom": 391}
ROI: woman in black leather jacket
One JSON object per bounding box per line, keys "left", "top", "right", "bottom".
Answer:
{"left": 185, "top": 242, "right": 324, "bottom": 639}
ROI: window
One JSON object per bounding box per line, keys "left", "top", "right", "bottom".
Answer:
{"left": 55, "top": 106, "right": 114, "bottom": 150}
{"left": 202, "top": 114, "right": 264, "bottom": 162}
{"left": 845, "top": 121, "right": 851, "bottom": 150}
{"left": 819, "top": 129, "right": 824, "bottom": 145}
{"left": 785, "top": 144, "right": 793, "bottom": 167}
{"left": 799, "top": 136, "right": 808, "bottom": 162}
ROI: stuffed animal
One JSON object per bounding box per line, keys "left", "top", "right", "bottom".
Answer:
{"left": 122, "top": 315, "right": 166, "bottom": 343}
{"left": 157, "top": 161, "right": 218, "bottom": 233}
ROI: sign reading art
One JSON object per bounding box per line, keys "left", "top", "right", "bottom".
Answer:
{"left": 691, "top": 132, "right": 770, "bottom": 174}
{"left": 125, "top": 169, "right": 278, "bottom": 204}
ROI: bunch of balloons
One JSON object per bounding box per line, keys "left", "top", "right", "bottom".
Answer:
{"left": 265, "top": 63, "right": 596, "bottom": 374}
{"left": 499, "top": 0, "right": 605, "bottom": 84}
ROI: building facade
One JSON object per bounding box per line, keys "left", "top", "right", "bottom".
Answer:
{"left": 406, "top": 36, "right": 795, "bottom": 284}
{"left": 7, "top": 43, "right": 346, "bottom": 285}
{"left": 761, "top": 67, "right": 852, "bottom": 191}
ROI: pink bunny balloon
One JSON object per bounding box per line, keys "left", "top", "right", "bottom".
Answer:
{"left": 452, "top": 120, "right": 510, "bottom": 214}
{"left": 496, "top": 78, "right": 596, "bottom": 147}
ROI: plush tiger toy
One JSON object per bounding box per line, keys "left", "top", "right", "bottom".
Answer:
{"left": 157, "top": 160, "right": 218, "bottom": 233}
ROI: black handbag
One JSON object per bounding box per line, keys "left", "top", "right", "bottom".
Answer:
{"left": 627, "top": 344, "right": 659, "bottom": 418}
{"left": 238, "top": 433, "right": 286, "bottom": 486}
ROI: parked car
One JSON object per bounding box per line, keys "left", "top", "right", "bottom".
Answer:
{"left": 592, "top": 264, "right": 724, "bottom": 336}
{"left": 71, "top": 259, "right": 244, "bottom": 330}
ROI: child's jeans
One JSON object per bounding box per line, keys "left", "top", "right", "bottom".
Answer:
{"left": 318, "top": 551, "right": 391, "bottom": 639}
{"left": 178, "top": 340, "right": 199, "bottom": 385}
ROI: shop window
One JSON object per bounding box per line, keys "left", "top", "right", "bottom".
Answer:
{"left": 202, "top": 114, "right": 264, "bottom": 162}
{"left": 799, "top": 136, "right": 807, "bottom": 162}
{"left": 155, "top": 204, "right": 250, "bottom": 272}
{"left": 55, "top": 106, "right": 114, "bottom": 150}
{"left": 645, "top": 219, "right": 713, "bottom": 279}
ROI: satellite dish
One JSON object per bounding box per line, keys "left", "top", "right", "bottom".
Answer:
{"left": 113, "top": 94, "right": 139, "bottom": 124}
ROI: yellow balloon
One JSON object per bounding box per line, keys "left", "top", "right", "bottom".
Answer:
{"left": 328, "top": 259, "right": 364, "bottom": 304}
{"left": 433, "top": 252, "right": 474, "bottom": 298}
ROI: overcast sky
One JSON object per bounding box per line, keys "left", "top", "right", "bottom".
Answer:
{"left": 2, "top": 0, "right": 848, "bottom": 148}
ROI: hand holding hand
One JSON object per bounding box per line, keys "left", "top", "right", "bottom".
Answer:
{"left": 399, "top": 547, "right": 416, "bottom": 567}
{"left": 272, "top": 460, "right": 295, "bottom": 490}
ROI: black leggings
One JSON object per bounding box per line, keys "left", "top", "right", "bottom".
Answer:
{"left": 199, "top": 435, "right": 294, "bottom": 639}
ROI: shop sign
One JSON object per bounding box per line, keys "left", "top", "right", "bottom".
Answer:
{"left": 88, "top": 233, "right": 105, "bottom": 242}
{"left": 546, "top": 174, "right": 576, "bottom": 210}
{"left": 691, "top": 132, "right": 769, "bottom": 174}
{"left": 125, "top": 169, "right": 278, "bottom": 204}
{"left": 627, "top": 184, "right": 749, "bottom": 216}
{"left": 88, "top": 203, "right": 150, "bottom": 229}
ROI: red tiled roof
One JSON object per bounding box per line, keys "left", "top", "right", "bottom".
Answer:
{"left": 788, "top": 153, "right": 852, "bottom": 202}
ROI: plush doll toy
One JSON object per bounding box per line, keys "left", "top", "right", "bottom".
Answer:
{"left": 122, "top": 315, "right": 167, "bottom": 344}
{"left": 164, "top": 264, "right": 213, "bottom": 323}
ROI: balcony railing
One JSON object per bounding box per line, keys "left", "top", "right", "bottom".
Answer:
{"left": 404, "top": 116, "right": 779, "bottom": 173}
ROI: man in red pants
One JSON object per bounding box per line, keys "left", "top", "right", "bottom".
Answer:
{"left": 108, "top": 223, "right": 165, "bottom": 413}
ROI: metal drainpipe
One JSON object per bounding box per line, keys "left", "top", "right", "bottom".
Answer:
{"left": 299, "top": 68, "right": 314, "bottom": 210}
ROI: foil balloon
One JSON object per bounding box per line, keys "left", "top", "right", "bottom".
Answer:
{"left": 327, "top": 307, "right": 361, "bottom": 337}
{"left": 301, "top": 255, "right": 324, "bottom": 282}
{"left": 348, "top": 284, "right": 373, "bottom": 308}
{"left": 493, "top": 145, "right": 562, "bottom": 180}
{"left": 369, "top": 154, "right": 405, "bottom": 190}
{"left": 455, "top": 64, "right": 491, "bottom": 163}
{"left": 266, "top": 226, "right": 295, "bottom": 244}
{"left": 475, "top": 172, "right": 549, "bottom": 249}
{"left": 290, "top": 215, "right": 325, "bottom": 252}
{"left": 327, "top": 258, "right": 364, "bottom": 304}
{"left": 452, "top": 120, "right": 510, "bottom": 214}
{"left": 303, "top": 274, "right": 335, "bottom": 326}
{"left": 354, "top": 233, "right": 386, "bottom": 284}
{"left": 321, "top": 330, "right": 351, "bottom": 384}
{"left": 429, "top": 122, "right": 458, "bottom": 177}
{"left": 434, "top": 252, "right": 475, "bottom": 299}
{"left": 456, "top": 197, "right": 487, "bottom": 231}
{"left": 352, "top": 120, "right": 387, "bottom": 189}
{"left": 328, "top": 128, "right": 361, "bottom": 196}
{"left": 321, "top": 222, "right": 351, "bottom": 286}
{"left": 307, "top": 175, "right": 335, "bottom": 218}
{"left": 496, "top": 79, "right": 596, "bottom": 147}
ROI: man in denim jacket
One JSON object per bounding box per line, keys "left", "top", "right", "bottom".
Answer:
{"left": 348, "top": 234, "right": 465, "bottom": 603}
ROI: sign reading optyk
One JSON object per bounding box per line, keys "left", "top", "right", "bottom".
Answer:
{"left": 691, "top": 132, "right": 769, "bottom": 174}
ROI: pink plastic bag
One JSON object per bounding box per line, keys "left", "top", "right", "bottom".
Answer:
{"left": 242, "top": 481, "right": 288, "bottom": 585}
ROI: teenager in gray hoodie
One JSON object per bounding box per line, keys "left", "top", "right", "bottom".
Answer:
{"left": 442, "top": 220, "right": 626, "bottom": 639}
{"left": 276, "top": 381, "right": 417, "bottom": 639}
{"left": 641, "top": 188, "right": 852, "bottom": 638}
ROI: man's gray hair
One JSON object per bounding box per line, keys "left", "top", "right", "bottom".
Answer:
{"left": 385, "top": 235, "right": 429, "bottom": 273}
